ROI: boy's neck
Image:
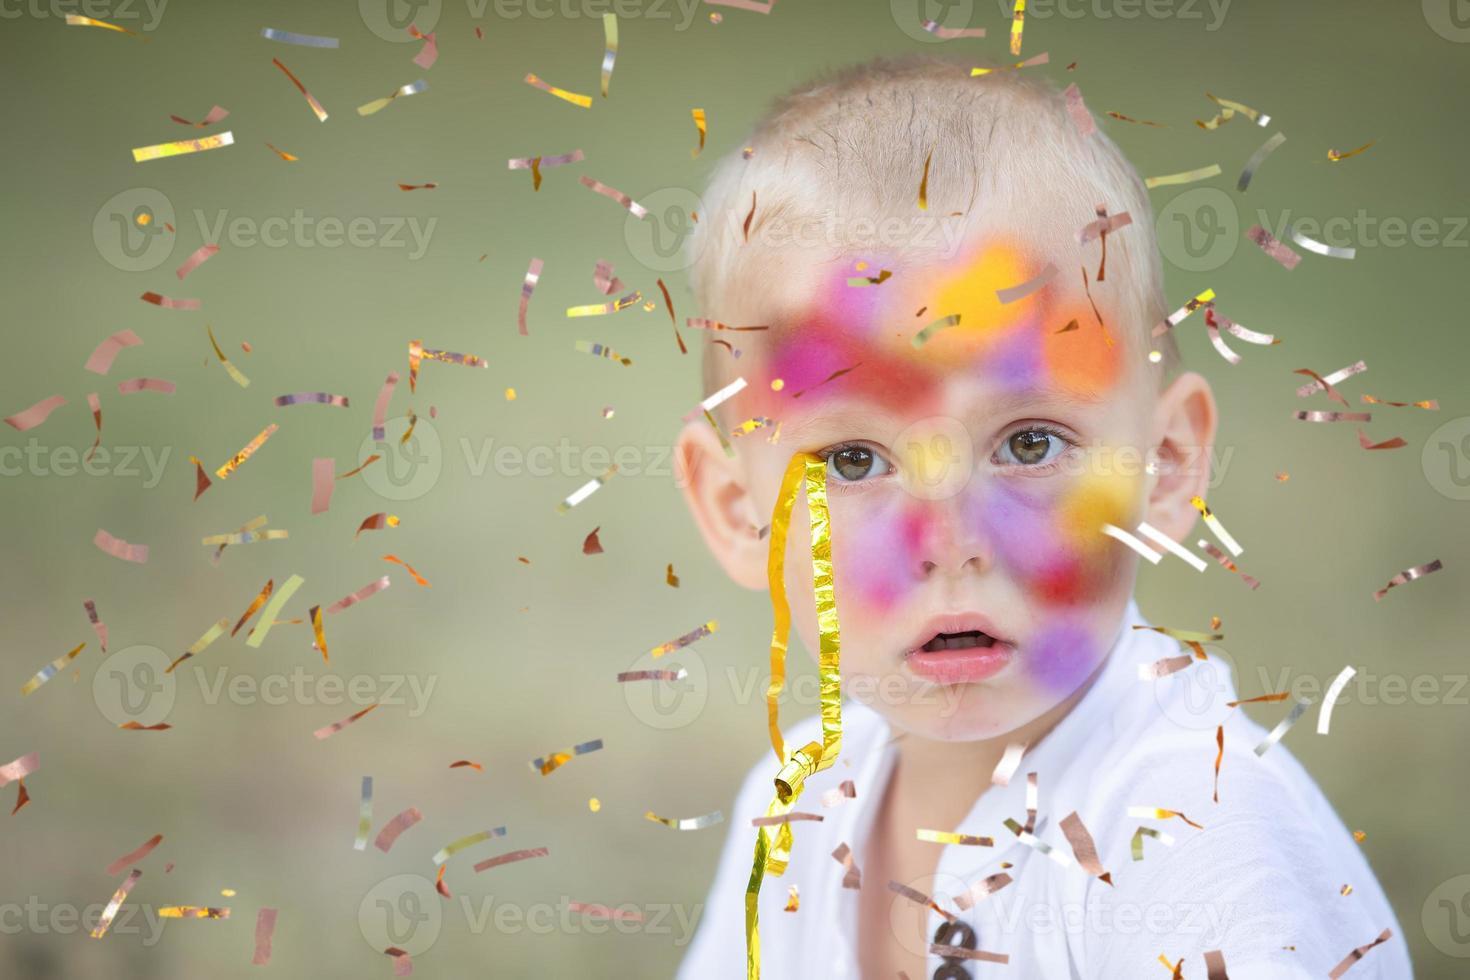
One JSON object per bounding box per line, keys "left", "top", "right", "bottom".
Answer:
{"left": 885, "top": 654, "right": 1110, "bottom": 829}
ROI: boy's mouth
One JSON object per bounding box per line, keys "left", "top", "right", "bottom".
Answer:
{"left": 904, "top": 616, "right": 1014, "bottom": 686}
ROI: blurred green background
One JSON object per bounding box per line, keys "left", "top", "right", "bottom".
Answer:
{"left": 1, "top": 0, "right": 1468, "bottom": 976}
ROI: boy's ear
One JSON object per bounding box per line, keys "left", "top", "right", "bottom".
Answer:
{"left": 1145, "top": 370, "right": 1218, "bottom": 542}
{"left": 676, "top": 419, "right": 769, "bottom": 590}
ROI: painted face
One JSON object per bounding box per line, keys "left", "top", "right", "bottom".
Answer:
{"left": 735, "top": 241, "right": 1154, "bottom": 741}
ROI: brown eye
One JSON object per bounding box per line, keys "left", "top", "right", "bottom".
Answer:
{"left": 827, "top": 446, "right": 888, "bottom": 482}
{"left": 1006, "top": 430, "right": 1055, "bottom": 465}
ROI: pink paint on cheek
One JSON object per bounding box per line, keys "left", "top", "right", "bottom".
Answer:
{"left": 1024, "top": 618, "right": 1102, "bottom": 694}
{"left": 834, "top": 500, "right": 925, "bottom": 611}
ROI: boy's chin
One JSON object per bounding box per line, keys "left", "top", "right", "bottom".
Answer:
{"left": 851, "top": 681, "right": 1058, "bottom": 744}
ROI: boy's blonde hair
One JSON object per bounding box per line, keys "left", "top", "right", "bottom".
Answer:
{"left": 687, "top": 56, "right": 1178, "bottom": 392}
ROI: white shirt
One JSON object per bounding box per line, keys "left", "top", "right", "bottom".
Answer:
{"left": 678, "top": 600, "right": 1410, "bottom": 979}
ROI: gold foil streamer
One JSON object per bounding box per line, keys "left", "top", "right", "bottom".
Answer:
{"left": 916, "top": 829, "right": 993, "bottom": 846}
{"left": 1372, "top": 558, "right": 1443, "bottom": 601}
{"left": 745, "top": 455, "right": 842, "bottom": 980}
{"left": 567, "top": 291, "right": 642, "bottom": 316}
{"left": 645, "top": 809, "right": 725, "bottom": 830}
{"left": 206, "top": 326, "right": 250, "bottom": 387}
{"left": 531, "top": 738, "right": 603, "bottom": 775}
{"left": 216, "top": 424, "right": 278, "bottom": 479}
{"left": 65, "top": 13, "right": 144, "bottom": 37}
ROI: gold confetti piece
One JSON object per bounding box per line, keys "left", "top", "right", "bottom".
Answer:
{"left": 307, "top": 605, "right": 329, "bottom": 663}
{"left": 846, "top": 270, "right": 892, "bottom": 288}
{"left": 1107, "top": 111, "right": 1166, "bottom": 127}
{"left": 650, "top": 620, "right": 717, "bottom": 657}
{"left": 1328, "top": 140, "right": 1376, "bottom": 162}
{"left": 930, "top": 944, "right": 1010, "bottom": 964}
{"left": 1373, "top": 558, "right": 1443, "bottom": 601}
{"left": 1144, "top": 164, "right": 1221, "bottom": 189}
{"left": 888, "top": 881, "right": 957, "bottom": 922}
{"left": 264, "top": 142, "right": 297, "bottom": 161}
{"left": 783, "top": 886, "right": 799, "bottom": 912}
{"left": 691, "top": 107, "right": 706, "bottom": 157}
{"left": 747, "top": 456, "right": 844, "bottom": 976}
{"left": 567, "top": 291, "right": 642, "bottom": 316}
{"left": 918, "top": 148, "right": 933, "bottom": 210}
{"left": 245, "top": 574, "right": 304, "bottom": 648}
{"left": 66, "top": 13, "right": 145, "bottom": 37}
{"left": 969, "top": 51, "right": 1049, "bottom": 75}
{"left": 21, "top": 642, "right": 85, "bottom": 696}
{"left": 1152, "top": 288, "right": 1216, "bottom": 338}
{"left": 356, "top": 80, "right": 427, "bottom": 117}
{"left": 1354, "top": 830, "right": 1367, "bottom": 843}
{"left": 313, "top": 703, "right": 379, "bottom": 740}
{"left": 1246, "top": 225, "right": 1301, "bottom": 270}
{"left": 90, "top": 870, "right": 142, "bottom": 939}
{"left": 165, "top": 618, "right": 230, "bottom": 673}
{"left": 952, "top": 873, "right": 1012, "bottom": 911}
{"left": 665, "top": 563, "right": 680, "bottom": 587}
{"left": 1130, "top": 825, "right": 1175, "bottom": 860}
{"left": 1127, "top": 807, "right": 1204, "bottom": 829}
{"left": 229, "top": 579, "right": 272, "bottom": 638}
{"left": 1254, "top": 698, "right": 1310, "bottom": 755}
{"left": 1362, "top": 394, "right": 1438, "bottom": 410}
{"left": 1191, "top": 495, "right": 1243, "bottom": 557}
{"left": 743, "top": 190, "right": 757, "bottom": 240}
{"left": 1205, "top": 92, "right": 1271, "bottom": 126}
{"left": 132, "top": 131, "right": 235, "bottom": 163}
{"left": 1292, "top": 229, "right": 1356, "bottom": 260}
{"left": 1341, "top": 884, "right": 1354, "bottom": 896}
{"left": 601, "top": 14, "right": 618, "bottom": 97}
{"left": 1328, "top": 927, "right": 1393, "bottom": 978}
{"left": 531, "top": 738, "right": 603, "bottom": 775}
{"left": 525, "top": 72, "right": 590, "bottom": 107}
{"left": 645, "top": 809, "right": 724, "bottom": 830}
{"left": 432, "top": 827, "right": 508, "bottom": 864}
{"left": 1008, "top": 0, "right": 1027, "bottom": 53}
{"left": 589, "top": 798, "right": 601, "bottom": 812}
{"left": 474, "top": 847, "right": 549, "bottom": 872}
{"left": 408, "top": 339, "right": 489, "bottom": 391}
{"left": 216, "top": 424, "right": 278, "bottom": 479}
{"left": 205, "top": 326, "right": 250, "bottom": 387}
{"left": 916, "top": 829, "right": 992, "bottom": 846}
{"left": 158, "top": 906, "right": 230, "bottom": 919}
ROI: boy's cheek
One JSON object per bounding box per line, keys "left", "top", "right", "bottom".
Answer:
{"left": 828, "top": 495, "right": 920, "bottom": 612}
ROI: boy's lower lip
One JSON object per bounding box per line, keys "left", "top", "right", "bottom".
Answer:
{"left": 904, "top": 643, "right": 1014, "bottom": 685}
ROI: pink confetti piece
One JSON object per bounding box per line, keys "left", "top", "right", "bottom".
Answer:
{"left": 90, "top": 869, "right": 142, "bottom": 939}
{"left": 371, "top": 371, "right": 400, "bottom": 441}
{"left": 94, "top": 528, "right": 148, "bottom": 564}
{"left": 473, "top": 847, "right": 550, "bottom": 872}
{"left": 84, "top": 329, "right": 143, "bottom": 374}
{"left": 374, "top": 807, "right": 423, "bottom": 853}
{"left": 117, "top": 377, "right": 177, "bottom": 396}
{"left": 325, "top": 576, "right": 391, "bottom": 615}
{"left": 4, "top": 394, "right": 66, "bottom": 431}
{"left": 579, "top": 176, "right": 648, "bottom": 219}
{"left": 1246, "top": 224, "right": 1301, "bottom": 270}
{"left": 409, "top": 25, "right": 437, "bottom": 69}
{"left": 106, "top": 834, "right": 162, "bottom": 876}
{"left": 83, "top": 599, "right": 108, "bottom": 651}
{"left": 175, "top": 243, "right": 219, "bottom": 280}
{"left": 313, "top": 703, "right": 380, "bottom": 740}
{"left": 140, "top": 291, "right": 201, "bottom": 311}
{"left": 385, "top": 947, "right": 413, "bottom": 976}
{"left": 518, "top": 258, "right": 544, "bottom": 336}
{"left": 252, "top": 908, "right": 278, "bottom": 965}
{"left": 311, "top": 458, "right": 334, "bottom": 514}
{"left": 0, "top": 752, "right": 39, "bottom": 788}
{"left": 170, "top": 105, "right": 229, "bottom": 127}
{"left": 567, "top": 902, "right": 644, "bottom": 921}
{"left": 1063, "top": 83, "right": 1095, "bottom": 137}
{"left": 996, "top": 262, "right": 1058, "bottom": 303}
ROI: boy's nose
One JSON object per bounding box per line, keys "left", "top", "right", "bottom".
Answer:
{"left": 908, "top": 500, "right": 992, "bottom": 580}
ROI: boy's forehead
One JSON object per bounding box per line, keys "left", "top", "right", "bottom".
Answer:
{"left": 744, "top": 241, "right": 1129, "bottom": 411}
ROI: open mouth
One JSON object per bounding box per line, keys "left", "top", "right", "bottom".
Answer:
{"left": 918, "top": 630, "right": 997, "bottom": 653}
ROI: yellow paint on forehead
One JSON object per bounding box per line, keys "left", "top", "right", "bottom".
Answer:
{"left": 918, "top": 244, "right": 1034, "bottom": 356}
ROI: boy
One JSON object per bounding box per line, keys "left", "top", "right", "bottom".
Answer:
{"left": 673, "top": 59, "right": 1408, "bottom": 978}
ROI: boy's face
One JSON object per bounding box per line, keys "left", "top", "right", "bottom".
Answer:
{"left": 683, "top": 239, "right": 1216, "bottom": 743}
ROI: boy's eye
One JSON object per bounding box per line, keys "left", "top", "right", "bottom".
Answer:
{"left": 826, "top": 445, "right": 891, "bottom": 483}
{"left": 997, "top": 428, "right": 1068, "bottom": 466}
